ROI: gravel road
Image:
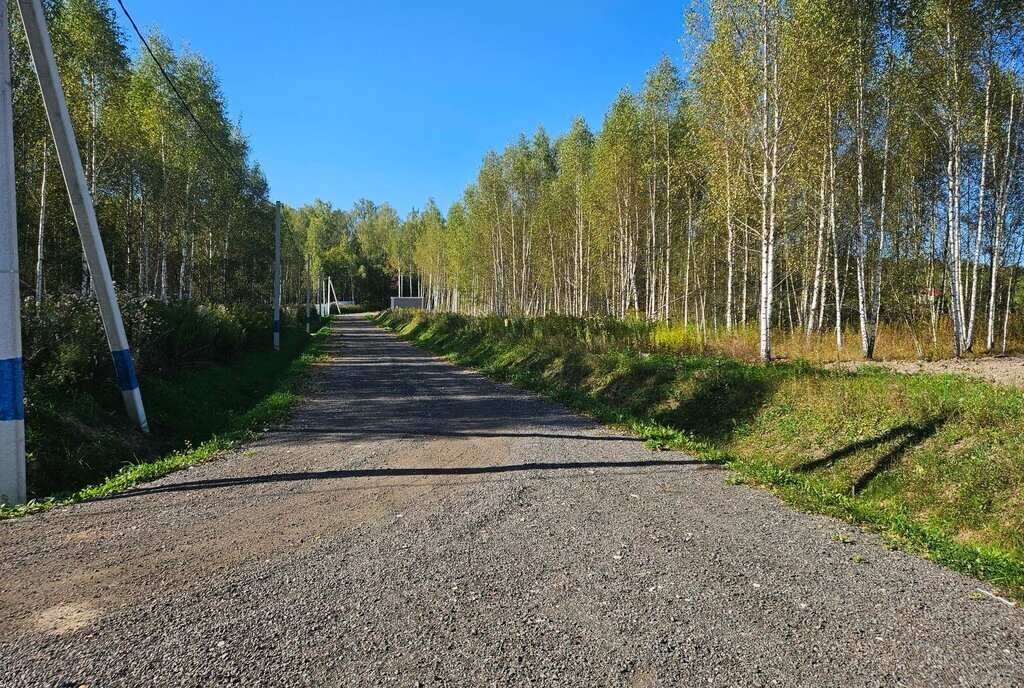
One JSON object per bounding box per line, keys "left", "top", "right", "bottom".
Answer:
{"left": 1, "top": 314, "right": 1022, "bottom": 687}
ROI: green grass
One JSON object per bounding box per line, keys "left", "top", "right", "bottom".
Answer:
{"left": 145, "top": 325, "right": 324, "bottom": 446}
{"left": 374, "top": 310, "right": 1024, "bottom": 600}
{"left": 1, "top": 322, "right": 331, "bottom": 519}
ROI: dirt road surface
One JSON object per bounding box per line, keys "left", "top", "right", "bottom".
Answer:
{"left": 833, "top": 355, "right": 1024, "bottom": 389}
{"left": 1, "top": 315, "right": 1021, "bottom": 686}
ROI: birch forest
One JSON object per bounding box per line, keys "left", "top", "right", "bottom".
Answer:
{"left": 8, "top": 0, "right": 274, "bottom": 307}
{"left": 9, "top": 0, "right": 1024, "bottom": 363}
{"left": 329, "top": 0, "right": 1024, "bottom": 361}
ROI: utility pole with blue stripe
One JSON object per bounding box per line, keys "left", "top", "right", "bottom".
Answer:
{"left": 0, "top": 0, "right": 26, "bottom": 505}
{"left": 18, "top": 0, "right": 148, "bottom": 434}
{"left": 273, "top": 201, "right": 282, "bottom": 350}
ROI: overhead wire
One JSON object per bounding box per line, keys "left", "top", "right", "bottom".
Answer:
{"left": 115, "top": 0, "right": 250, "bottom": 187}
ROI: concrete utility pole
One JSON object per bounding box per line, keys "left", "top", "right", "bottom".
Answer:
{"left": 305, "top": 254, "right": 311, "bottom": 333}
{"left": 273, "top": 201, "right": 282, "bottom": 350}
{"left": 0, "top": 0, "right": 26, "bottom": 505}
{"left": 17, "top": 0, "right": 149, "bottom": 431}
{"left": 329, "top": 277, "right": 340, "bottom": 313}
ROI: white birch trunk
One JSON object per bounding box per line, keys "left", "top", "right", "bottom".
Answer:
{"left": 806, "top": 146, "right": 826, "bottom": 340}
{"left": 987, "top": 90, "right": 1016, "bottom": 350}
{"left": 966, "top": 68, "right": 992, "bottom": 350}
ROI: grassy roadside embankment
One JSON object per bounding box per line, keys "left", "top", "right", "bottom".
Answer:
{"left": 375, "top": 310, "right": 1024, "bottom": 600}
{"left": 1, "top": 320, "right": 331, "bottom": 519}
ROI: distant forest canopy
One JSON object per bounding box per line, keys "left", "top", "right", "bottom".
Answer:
{"left": 9, "top": 0, "right": 273, "bottom": 306}
{"left": 293, "top": 0, "right": 1024, "bottom": 361}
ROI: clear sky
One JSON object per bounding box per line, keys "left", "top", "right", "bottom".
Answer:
{"left": 116, "top": 1, "right": 690, "bottom": 215}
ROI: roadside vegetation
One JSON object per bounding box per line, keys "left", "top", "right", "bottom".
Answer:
{"left": 1, "top": 299, "right": 328, "bottom": 514}
{"left": 7, "top": 1, "right": 334, "bottom": 513}
{"left": 377, "top": 310, "right": 1024, "bottom": 599}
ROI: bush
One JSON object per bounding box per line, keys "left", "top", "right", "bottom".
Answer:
{"left": 141, "top": 301, "right": 269, "bottom": 368}
{"left": 22, "top": 294, "right": 140, "bottom": 394}
{"left": 21, "top": 295, "right": 274, "bottom": 389}
{"left": 17, "top": 295, "right": 311, "bottom": 498}
{"left": 284, "top": 304, "right": 325, "bottom": 331}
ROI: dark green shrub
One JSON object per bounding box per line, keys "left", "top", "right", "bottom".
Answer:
{"left": 18, "top": 295, "right": 312, "bottom": 498}
{"left": 22, "top": 295, "right": 274, "bottom": 385}
{"left": 142, "top": 301, "right": 270, "bottom": 367}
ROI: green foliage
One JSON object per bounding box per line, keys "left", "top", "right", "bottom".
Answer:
{"left": 17, "top": 297, "right": 318, "bottom": 498}
{"left": 377, "top": 310, "right": 1024, "bottom": 599}
{"left": 10, "top": 0, "right": 274, "bottom": 305}
{"left": 21, "top": 294, "right": 271, "bottom": 386}
{"left": 1, "top": 322, "right": 330, "bottom": 519}
{"left": 141, "top": 301, "right": 269, "bottom": 366}
{"left": 298, "top": 0, "right": 1024, "bottom": 365}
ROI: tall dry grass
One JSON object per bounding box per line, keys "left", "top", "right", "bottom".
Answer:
{"left": 407, "top": 310, "right": 1024, "bottom": 363}
{"left": 664, "top": 317, "right": 1024, "bottom": 363}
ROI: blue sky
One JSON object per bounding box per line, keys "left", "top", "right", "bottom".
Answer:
{"left": 117, "top": 1, "right": 690, "bottom": 215}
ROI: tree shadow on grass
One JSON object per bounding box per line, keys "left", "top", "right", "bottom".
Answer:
{"left": 794, "top": 418, "right": 945, "bottom": 494}
{"left": 654, "top": 360, "right": 787, "bottom": 443}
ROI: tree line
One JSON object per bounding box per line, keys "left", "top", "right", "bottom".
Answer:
{"left": 311, "top": 0, "right": 1023, "bottom": 361}
{"left": 9, "top": 0, "right": 274, "bottom": 308}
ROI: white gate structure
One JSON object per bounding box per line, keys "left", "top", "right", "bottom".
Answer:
{"left": 390, "top": 297, "right": 425, "bottom": 309}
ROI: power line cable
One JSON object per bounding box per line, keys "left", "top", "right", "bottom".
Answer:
{"left": 115, "top": 0, "right": 249, "bottom": 187}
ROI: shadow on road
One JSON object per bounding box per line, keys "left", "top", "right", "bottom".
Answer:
{"left": 101, "top": 458, "right": 700, "bottom": 500}
{"left": 279, "top": 428, "right": 645, "bottom": 442}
